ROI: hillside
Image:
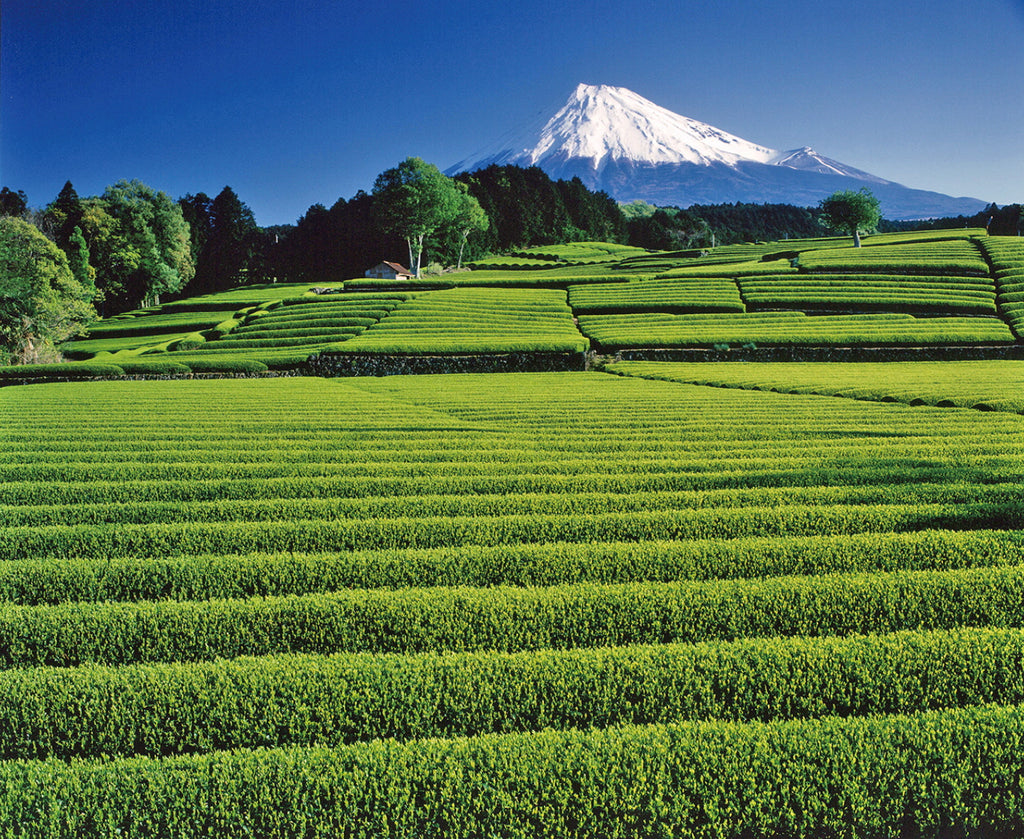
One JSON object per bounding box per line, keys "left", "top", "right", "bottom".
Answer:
{"left": 0, "top": 230, "right": 1017, "bottom": 382}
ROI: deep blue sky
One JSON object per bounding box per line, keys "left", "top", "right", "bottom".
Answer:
{"left": 3, "top": 0, "right": 1023, "bottom": 226}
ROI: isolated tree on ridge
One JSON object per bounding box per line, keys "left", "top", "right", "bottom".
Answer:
{"left": 373, "top": 158, "right": 462, "bottom": 278}
{"left": 819, "top": 188, "right": 881, "bottom": 247}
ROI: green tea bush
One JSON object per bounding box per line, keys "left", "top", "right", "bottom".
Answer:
{"left": 5, "top": 626, "right": 1024, "bottom": 760}
{"left": 3, "top": 565, "right": 1024, "bottom": 667}
{"left": 1, "top": 529, "right": 1021, "bottom": 605}
{"left": 0, "top": 362, "right": 125, "bottom": 380}
{"left": 1, "top": 705, "right": 1023, "bottom": 839}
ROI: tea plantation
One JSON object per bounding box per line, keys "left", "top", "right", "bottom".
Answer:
{"left": 4, "top": 233, "right": 1024, "bottom": 836}
{"left": 6, "top": 231, "right": 1015, "bottom": 380}
{"left": 3, "top": 370, "right": 1024, "bottom": 836}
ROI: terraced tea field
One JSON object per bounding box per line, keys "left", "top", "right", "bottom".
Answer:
{"left": 3, "top": 371, "right": 1024, "bottom": 836}
{"left": 21, "top": 230, "right": 1020, "bottom": 383}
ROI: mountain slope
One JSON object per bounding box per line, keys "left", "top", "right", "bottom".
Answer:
{"left": 447, "top": 84, "right": 987, "bottom": 220}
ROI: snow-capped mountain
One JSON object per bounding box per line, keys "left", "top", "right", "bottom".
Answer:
{"left": 446, "top": 84, "right": 986, "bottom": 220}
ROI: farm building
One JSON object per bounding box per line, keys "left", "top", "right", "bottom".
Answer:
{"left": 365, "top": 261, "right": 413, "bottom": 280}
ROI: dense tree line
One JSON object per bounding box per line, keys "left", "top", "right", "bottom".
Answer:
{"left": 451, "top": 165, "right": 626, "bottom": 254}
{"left": 178, "top": 187, "right": 267, "bottom": 297}
{"left": 267, "top": 192, "right": 405, "bottom": 283}
{"left": 622, "top": 200, "right": 829, "bottom": 249}
{"left": 879, "top": 203, "right": 1023, "bottom": 237}
{"left": 268, "top": 164, "right": 626, "bottom": 281}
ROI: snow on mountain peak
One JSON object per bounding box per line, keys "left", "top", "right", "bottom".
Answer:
{"left": 445, "top": 84, "right": 986, "bottom": 220}
{"left": 528, "top": 83, "right": 779, "bottom": 169}
{"left": 449, "top": 84, "right": 780, "bottom": 175}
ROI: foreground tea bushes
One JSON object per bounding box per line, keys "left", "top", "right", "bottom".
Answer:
{"left": 3, "top": 706, "right": 1024, "bottom": 839}
{"left": 3, "top": 627, "right": 1024, "bottom": 760}
{"left": 3, "top": 566, "right": 1024, "bottom": 667}
{"left": 5, "top": 372, "right": 1024, "bottom": 835}
{"left": 2, "top": 529, "right": 1022, "bottom": 605}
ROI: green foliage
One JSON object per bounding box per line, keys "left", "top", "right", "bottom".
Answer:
{"left": 3, "top": 626, "right": 1024, "bottom": 760}
{"left": 609, "top": 359, "right": 1024, "bottom": 413}
{"left": 618, "top": 199, "right": 658, "bottom": 220}
{"left": 338, "top": 287, "right": 588, "bottom": 353}
{"left": 738, "top": 273, "right": 997, "bottom": 316}
{"left": 6, "top": 370, "right": 1024, "bottom": 834}
{"left": 65, "top": 225, "right": 97, "bottom": 300}
{"left": 0, "top": 529, "right": 1018, "bottom": 605}
{"left": 4, "top": 563, "right": 1024, "bottom": 666}
{"left": 979, "top": 236, "right": 1024, "bottom": 336}
{"left": 0, "top": 361, "right": 124, "bottom": 380}
{"left": 0, "top": 216, "right": 97, "bottom": 363}
{"left": 0, "top": 187, "right": 28, "bottom": 218}
{"left": 569, "top": 277, "right": 745, "bottom": 314}
{"left": 373, "top": 158, "right": 464, "bottom": 277}
{"left": 2, "top": 706, "right": 1024, "bottom": 838}
{"left": 625, "top": 202, "right": 826, "bottom": 249}
{"left": 77, "top": 180, "right": 195, "bottom": 315}
{"left": 452, "top": 165, "right": 626, "bottom": 255}
{"left": 579, "top": 311, "right": 1014, "bottom": 349}
{"left": 819, "top": 188, "right": 882, "bottom": 246}
{"left": 180, "top": 186, "right": 265, "bottom": 295}
{"left": 798, "top": 239, "right": 990, "bottom": 275}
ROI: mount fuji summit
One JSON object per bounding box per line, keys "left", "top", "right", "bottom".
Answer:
{"left": 447, "top": 84, "right": 986, "bottom": 220}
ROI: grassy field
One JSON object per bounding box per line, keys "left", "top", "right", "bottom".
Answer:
{"left": 3, "top": 370, "right": 1024, "bottom": 835}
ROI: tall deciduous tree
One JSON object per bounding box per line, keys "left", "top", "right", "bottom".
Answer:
{"left": 449, "top": 182, "right": 489, "bottom": 270}
{"left": 83, "top": 180, "right": 194, "bottom": 313}
{"left": 372, "top": 158, "right": 462, "bottom": 278}
{"left": 819, "top": 188, "right": 881, "bottom": 247}
{"left": 0, "top": 217, "right": 96, "bottom": 363}
{"left": 66, "top": 225, "right": 97, "bottom": 302}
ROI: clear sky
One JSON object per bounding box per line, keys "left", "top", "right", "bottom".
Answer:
{"left": 3, "top": 0, "right": 1023, "bottom": 227}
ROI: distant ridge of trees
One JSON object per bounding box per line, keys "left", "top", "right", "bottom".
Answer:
{"left": 1, "top": 167, "right": 1020, "bottom": 310}
{"left": 878, "top": 202, "right": 1022, "bottom": 237}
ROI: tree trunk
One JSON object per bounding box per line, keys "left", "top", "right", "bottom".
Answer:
{"left": 414, "top": 233, "right": 425, "bottom": 278}
{"left": 853, "top": 228, "right": 862, "bottom": 247}
{"left": 457, "top": 231, "right": 468, "bottom": 271}
{"left": 406, "top": 239, "right": 415, "bottom": 277}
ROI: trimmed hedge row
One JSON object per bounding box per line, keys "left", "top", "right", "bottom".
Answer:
{"left": 0, "top": 363, "right": 127, "bottom": 381}
{"left": 2, "top": 705, "right": 1024, "bottom": 838}
{"left": 579, "top": 311, "right": 1016, "bottom": 349}
{"left": 0, "top": 528, "right": 1019, "bottom": 605}
{"left": 568, "top": 277, "right": 745, "bottom": 315}
{"left": 3, "top": 626, "right": 1024, "bottom": 760}
{"left": 3, "top": 565, "right": 1024, "bottom": 666}
{"left": 3, "top": 500, "right": 1024, "bottom": 559}
{"left": 5, "top": 482, "right": 1024, "bottom": 528}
